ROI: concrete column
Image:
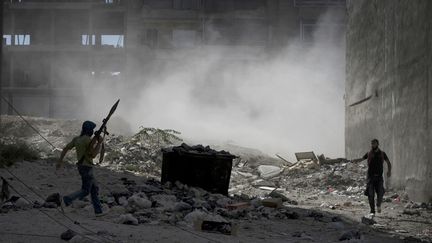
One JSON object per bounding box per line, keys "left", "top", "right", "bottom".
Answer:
{"left": 48, "top": 10, "right": 55, "bottom": 117}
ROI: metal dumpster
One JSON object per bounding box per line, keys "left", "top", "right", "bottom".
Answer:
{"left": 161, "top": 144, "right": 236, "bottom": 195}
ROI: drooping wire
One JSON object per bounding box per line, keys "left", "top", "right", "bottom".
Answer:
{"left": 0, "top": 94, "right": 57, "bottom": 150}
{"left": 0, "top": 231, "right": 59, "bottom": 239}
{"left": 1, "top": 169, "right": 117, "bottom": 243}
{"left": 2, "top": 176, "right": 105, "bottom": 243}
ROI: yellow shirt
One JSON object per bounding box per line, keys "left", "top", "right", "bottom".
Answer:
{"left": 65, "top": 135, "right": 94, "bottom": 166}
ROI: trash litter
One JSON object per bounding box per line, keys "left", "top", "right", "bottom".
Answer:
{"left": 295, "top": 151, "right": 318, "bottom": 162}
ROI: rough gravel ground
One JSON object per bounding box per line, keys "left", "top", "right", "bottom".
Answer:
{"left": 0, "top": 160, "right": 418, "bottom": 243}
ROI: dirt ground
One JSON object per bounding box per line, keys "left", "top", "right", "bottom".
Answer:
{"left": 0, "top": 160, "right": 429, "bottom": 243}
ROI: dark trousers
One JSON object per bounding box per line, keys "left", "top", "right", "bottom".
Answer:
{"left": 366, "top": 175, "right": 385, "bottom": 213}
{"left": 64, "top": 165, "right": 102, "bottom": 214}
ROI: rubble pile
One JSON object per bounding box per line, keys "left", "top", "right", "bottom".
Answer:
{"left": 101, "top": 128, "right": 182, "bottom": 177}
{"left": 0, "top": 115, "right": 80, "bottom": 158}
{"left": 229, "top": 155, "right": 367, "bottom": 202}
{"left": 1, "top": 178, "right": 304, "bottom": 228}
{"left": 164, "top": 143, "right": 233, "bottom": 157}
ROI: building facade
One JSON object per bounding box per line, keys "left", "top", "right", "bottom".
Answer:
{"left": 1, "top": 0, "right": 345, "bottom": 118}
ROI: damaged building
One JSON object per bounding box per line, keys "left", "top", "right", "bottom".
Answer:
{"left": 345, "top": 0, "right": 432, "bottom": 202}
{"left": 0, "top": 0, "right": 346, "bottom": 118}
{"left": 2, "top": 1, "right": 432, "bottom": 242}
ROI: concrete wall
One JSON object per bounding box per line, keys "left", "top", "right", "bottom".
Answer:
{"left": 345, "top": 0, "right": 432, "bottom": 202}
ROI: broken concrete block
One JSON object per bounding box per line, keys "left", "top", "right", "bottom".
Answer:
{"left": 269, "top": 191, "right": 298, "bottom": 205}
{"left": 262, "top": 198, "right": 283, "bottom": 208}
{"left": 184, "top": 210, "right": 209, "bottom": 225}
{"left": 184, "top": 209, "right": 227, "bottom": 226}
{"left": 119, "top": 213, "right": 139, "bottom": 225}
{"left": 151, "top": 194, "right": 177, "bottom": 211}
{"left": 128, "top": 195, "right": 151, "bottom": 210}
{"left": 174, "top": 201, "right": 192, "bottom": 212}
{"left": 257, "top": 165, "right": 282, "bottom": 179}
{"left": 14, "top": 198, "right": 31, "bottom": 209}
{"left": 110, "top": 205, "right": 126, "bottom": 214}
{"left": 216, "top": 197, "right": 232, "bottom": 208}
{"left": 402, "top": 209, "right": 421, "bottom": 216}
{"left": 118, "top": 197, "right": 128, "bottom": 206}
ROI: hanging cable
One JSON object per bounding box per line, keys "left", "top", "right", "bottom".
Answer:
{"left": 2, "top": 177, "right": 106, "bottom": 243}
{"left": 1, "top": 169, "right": 117, "bottom": 243}
{"left": 0, "top": 94, "right": 57, "bottom": 150}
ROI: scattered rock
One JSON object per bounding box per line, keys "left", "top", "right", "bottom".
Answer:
{"left": 174, "top": 201, "right": 192, "bottom": 212}
{"left": 45, "top": 193, "right": 61, "bottom": 207}
{"left": 339, "top": 230, "right": 361, "bottom": 241}
{"left": 292, "top": 231, "right": 314, "bottom": 240}
{"left": 257, "top": 165, "right": 282, "bottom": 179}
{"left": 332, "top": 216, "right": 342, "bottom": 222}
{"left": 269, "top": 191, "right": 298, "bottom": 205}
{"left": 151, "top": 194, "right": 177, "bottom": 211}
{"left": 216, "top": 197, "right": 232, "bottom": 208}
{"left": 43, "top": 202, "right": 58, "bottom": 208}
{"left": 128, "top": 194, "right": 151, "bottom": 210}
{"left": 361, "top": 216, "right": 376, "bottom": 225}
{"left": 14, "top": 198, "right": 31, "bottom": 209}
{"left": 308, "top": 210, "right": 324, "bottom": 219}
{"left": 403, "top": 209, "right": 421, "bottom": 216}
{"left": 200, "top": 220, "right": 234, "bottom": 235}
{"left": 343, "top": 201, "right": 352, "bottom": 207}
{"left": 184, "top": 210, "right": 209, "bottom": 225}
{"left": 261, "top": 198, "right": 282, "bottom": 208}
{"left": 60, "top": 229, "right": 76, "bottom": 241}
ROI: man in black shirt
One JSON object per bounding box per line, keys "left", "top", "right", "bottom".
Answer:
{"left": 352, "top": 139, "right": 392, "bottom": 215}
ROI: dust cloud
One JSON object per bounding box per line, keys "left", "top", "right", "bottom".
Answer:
{"left": 83, "top": 11, "right": 346, "bottom": 160}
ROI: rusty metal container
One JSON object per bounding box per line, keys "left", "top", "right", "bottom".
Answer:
{"left": 161, "top": 144, "right": 235, "bottom": 195}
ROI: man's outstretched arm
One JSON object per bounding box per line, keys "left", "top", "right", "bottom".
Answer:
{"left": 351, "top": 153, "right": 368, "bottom": 163}
{"left": 351, "top": 158, "right": 365, "bottom": 163}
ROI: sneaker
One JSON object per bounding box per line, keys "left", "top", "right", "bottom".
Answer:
{"left": 368, "top": 213, "right": 375, "bottom": 218}
{"left": 377, "top": 207, "right": 381, "bottom": 213}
